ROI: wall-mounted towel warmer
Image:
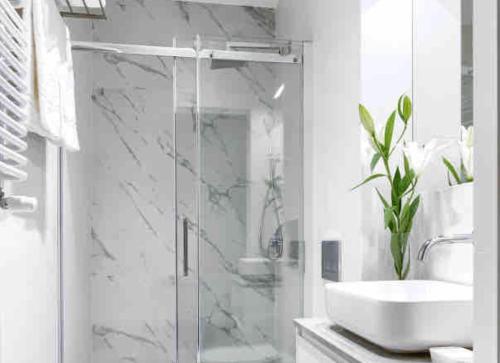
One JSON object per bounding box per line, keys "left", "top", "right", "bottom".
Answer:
{"left": 0, "top": 0, "right": 28, "bottom": 183}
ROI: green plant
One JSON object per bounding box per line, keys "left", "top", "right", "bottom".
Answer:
{"left": 353, "top": 95, "right": 420, "bottom": 280}
{"left": 442, "top": 126, "right": 474, "bottom": 185}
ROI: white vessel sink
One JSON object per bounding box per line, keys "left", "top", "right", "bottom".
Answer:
{"left": 325, "top": 280, "right": 473, "bottom": 353}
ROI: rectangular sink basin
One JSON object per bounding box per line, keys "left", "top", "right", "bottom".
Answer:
{"left": 325, "top": 280, "right": 473, "bottom": 352}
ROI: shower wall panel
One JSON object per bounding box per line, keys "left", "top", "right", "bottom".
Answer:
{"left": 90, "top": 53, "right": 176, "bottom": 363}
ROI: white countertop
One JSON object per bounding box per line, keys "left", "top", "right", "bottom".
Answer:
{"left": 295, "top": 318, "right": 432, "bottom": 363}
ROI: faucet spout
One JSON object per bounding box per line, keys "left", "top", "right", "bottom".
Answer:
{"left": 417, "top": 233, "right": 474, "bottom": 262}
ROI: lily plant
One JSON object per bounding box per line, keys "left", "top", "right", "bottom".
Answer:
{"left": 442, "top": 125, "right": 474, "bottom": 185}
{"left": 354, "top": 95, "right": 421, "bottom": 280}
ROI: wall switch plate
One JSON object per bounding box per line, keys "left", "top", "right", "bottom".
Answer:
{"left": 322, "top": 240, "right": 341, "bottom": 282}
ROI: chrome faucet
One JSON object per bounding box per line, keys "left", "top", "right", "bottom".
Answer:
{"left": 417, "top": 233, "right": 474, "bottom": 262}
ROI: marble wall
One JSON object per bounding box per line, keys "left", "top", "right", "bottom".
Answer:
{"left": 89, "top": 53, "right": 177, "bottom": 363}
{"left": 68, "top": 2, "right": 303, "bottom": 363}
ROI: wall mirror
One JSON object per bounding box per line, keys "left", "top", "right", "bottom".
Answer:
{"left": 413, "top": 0, "right": 473, "bottom": 142}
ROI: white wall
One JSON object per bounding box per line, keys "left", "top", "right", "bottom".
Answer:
{"left": 359, "top": 0, "right": 414, "bottom": 280}
{"left": 277, "top": 0, "right": 471, "bottom": 315}
{"left": 361, "top": 0, "right": 413, "bottom": 121}
{"left": 276, "top": 0, "right": 362, "bottom": 317}
{"left": 0, "top": 136, "right": 59, "bottom": 363}
{"left": 413, "top": 0, "right": 461, "bottom": 143}
{"left": 0, "top": 7, "right": 93, "bottom": 363}
{"left": 473, "top": 0, "right": 498, "bottom": 360}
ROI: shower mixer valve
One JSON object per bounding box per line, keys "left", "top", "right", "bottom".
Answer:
{"left": 268, "top": 226, "right": 284, "bottom": 260}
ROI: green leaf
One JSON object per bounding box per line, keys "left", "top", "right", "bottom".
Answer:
{"left": 398, "top": 95, "right": 412, "bottom": 124}
{"left": 351, "top": 173, "right": 385, "bottom": 190}
{"left": 400, "top": 204, "right": 410, "bottom": 231}
{"left": 403, "top": 97, "right": 412, "bottom": 121}
{"left": 390, "top": 233, "right": 403, "bottom": 276}
{"left": 409, "top": 195, "right": 420, "bottom": 217}
{"left": 401, "top": 239, "right": 411, "bottom": 280}
{"left": 402, "top": 258, "right": 411, "bottom": 280}
{"left": 359, "top": 104, "right": 375, "bottom": 135}
{"left": 375, "top": 188, "right": 389, "bottom": 208}
{"left": 399, "top": 171, "right": 414, "bottom": 195}
{"left": 393, "top": 167, "right": 402, "bottom": 196}
{"left": 384, "top": 111, "right": 396, "bottom": 155}
{"left": 403, "top": 154, "right": 411, "bottom": 175}
{"left": 370, "top": 153, "right": 382, "bottom": 172}
{"left": 391, "top": 189, "right": 401, "bottom": 215}
{"left": 384, "top": 207, "right": 397, "bottom": 231}
{"left": 442, "top": 157, "right": 461, "bottom": 185}
{"left": 400, "top": 195, "right": 420, "bottom": 233}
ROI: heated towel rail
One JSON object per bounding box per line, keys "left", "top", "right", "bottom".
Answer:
{"left": 0, "top": 0, "right": 28, "bottom": 183}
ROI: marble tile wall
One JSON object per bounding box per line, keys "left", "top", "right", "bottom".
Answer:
{"left": 89, "top": 53, "right": 176, "bottom": 363}
{"left": 67, "top": 2, "right": 305, "bottom": 363}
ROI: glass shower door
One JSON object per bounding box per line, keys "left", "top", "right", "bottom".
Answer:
{"left": 175, "top": 54, "right": 199, "bottom": 363}
{"left": 196, "top": 40, "right": 304, "bottom": 363}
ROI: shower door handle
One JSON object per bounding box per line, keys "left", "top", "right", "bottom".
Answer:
{"left": 183, "top": 218, "right": 189, "bottom": 277}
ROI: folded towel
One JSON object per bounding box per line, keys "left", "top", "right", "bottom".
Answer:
{"left": 25, "top": 0, "right": 79, "bottom": 151}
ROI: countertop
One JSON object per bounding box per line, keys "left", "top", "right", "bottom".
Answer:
{"left": 295, "top": 318, "right": 432, "bottom": 363}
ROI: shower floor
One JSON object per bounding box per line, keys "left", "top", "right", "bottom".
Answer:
{"left": 201, "top": 344, "right": 282, "bottom": 363}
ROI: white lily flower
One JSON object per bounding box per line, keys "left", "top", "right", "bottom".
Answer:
{"left": 403, "top": 139, "right": 450, "bottom": 177}
{"left": 459, "top": 126, "right": 474, "bottom": 179}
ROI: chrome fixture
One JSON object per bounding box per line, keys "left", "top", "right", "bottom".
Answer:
{"left": 226, "top": 41, "right": 292, "bottom": 56}
{"left": 268, "top": 225, "right": 284, "bottom": 260}
{"left": 71, "top": 41, "right": 302, "bottom": 64}
{"left": 258, "top": 157, "right": 285, "bottom": 259}
{"left": 417, "top": 233, "right": 474, "bottom": 261}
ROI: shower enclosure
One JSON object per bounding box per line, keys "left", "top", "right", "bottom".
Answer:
{"left": 66, "top": 36, "right": 304, "bottom": 363}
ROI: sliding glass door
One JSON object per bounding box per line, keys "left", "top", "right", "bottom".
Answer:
{"left": 175, "top": 38, "right": 305, "bottom": 363}
{"left": 69, "top": 37, "right": 304, "bottom": 363}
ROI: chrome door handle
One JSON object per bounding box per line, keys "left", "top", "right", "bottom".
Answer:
{"left": 183, "top": 218, "right": 189, "bottom": 277}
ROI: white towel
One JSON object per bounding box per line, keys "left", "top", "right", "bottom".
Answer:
{"left": 25, "top": 0, "right": 79, "bottom": 151}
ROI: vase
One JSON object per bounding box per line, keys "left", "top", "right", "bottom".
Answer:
{"left": 390, "top": 232, "right": 411, "bottom": 280}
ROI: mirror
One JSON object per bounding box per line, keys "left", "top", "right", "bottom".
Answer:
{"left": 413, "top": 0, "right": 473, "bottom": 142}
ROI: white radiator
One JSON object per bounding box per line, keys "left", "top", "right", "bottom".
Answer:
{"left": 0, "top": 0, "right": 27, "bottom": 182}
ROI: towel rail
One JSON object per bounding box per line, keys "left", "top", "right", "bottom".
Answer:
{"left": 0, "top": 59, "right": 27, "bottom": 91}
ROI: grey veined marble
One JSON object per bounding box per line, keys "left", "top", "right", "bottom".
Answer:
{"left": 69, "top": 1, "right": 303, "bottom": 362}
